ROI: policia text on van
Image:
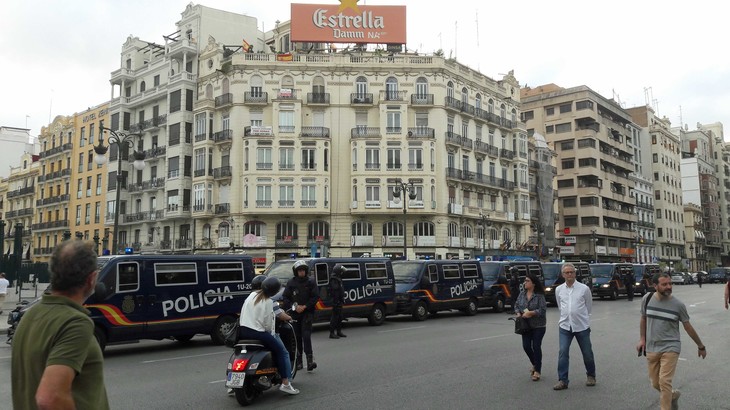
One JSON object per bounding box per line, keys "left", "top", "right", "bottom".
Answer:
{"left": 88, "top": 255, "right": 256, "bottom": 351}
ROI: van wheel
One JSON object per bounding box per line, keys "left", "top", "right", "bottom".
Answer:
{"left": 611, "top": 289, "right": 618, "bottom": 300}
{"left": 94, "top": 326, "right": 107, "bottom": 353}
{"left": 367, "top": 304, "right": 386, "bottom": 326}
{"left": 493, "top": 297, "right": 505, "bottom": 313}
{"left": 174, "top": 335, "right": 195, "bottom": 343}
{"left": 412, "top": 301, "right": 428, "bottom": 321}
{"left": 211, "top": 315, "right": 237, "bottom": 345}
{"left": 463, "top": 298, "right": 478, "bottom": 316}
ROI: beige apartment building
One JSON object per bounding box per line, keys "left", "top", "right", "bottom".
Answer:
{"left": 521, "top": 84, "right": 636, "bottom": 262}
{"left": 33, "top": 116, "right": 74, "bottom": 262}
{"left": 3, "top": 153, "right": 39, "bottom": 258}
{"left": 69, "top": 103, "right": 110, "bottom": 254}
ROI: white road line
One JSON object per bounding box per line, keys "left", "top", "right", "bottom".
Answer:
{"left": 142, "top": 351, "right": 228, "bottom": 364}
{"left": 210, "top": 379, "right": 227, "bottom": 384}
{"left": 378, "top": 326, "right": 426, "bottom": 333}
{"left": 464, "top": 333, "right": 512, "bottom": 342}
{"left": 689, "top": 301, "right": 707, "bottom": 307}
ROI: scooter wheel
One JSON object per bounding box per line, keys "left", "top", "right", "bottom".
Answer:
{"left": 234, "top": 382, "right": 258, "bottom": 406}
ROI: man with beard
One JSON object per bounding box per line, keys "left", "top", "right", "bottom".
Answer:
{"left": 12, "top": 240, "right": 109, "bottom": 410}
{"left": 637, "top": 272, "right": 706, "bottom": 410}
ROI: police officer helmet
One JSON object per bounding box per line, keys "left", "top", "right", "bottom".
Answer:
{"left": 251, "top": 275, "right": 266, "bottom": 290}
{"left": 332, "top": 264, "right": 346, "bottom": 278}
{"left": 261, "top": 276, "right": 281, "bottom": 297}
{"left": 292, "top": 260, "right": 309, "bottom": 276}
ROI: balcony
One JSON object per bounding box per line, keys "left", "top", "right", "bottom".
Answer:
{"left": 214, "top": 129, "right": 233, "bottom": 144}
{"left": 301, "top": 162, "right": 317, "bottom": 171}
{"left": 127, "top": 177, "right": 165, "bottom": 193}
{"left": 407, "top": 127, "right": 435, "bottom": 139}
{"left": 500, "top": 149, "right": 515, "bottom": 160}
{"left": 475, "top": 140, "right": 499, "bottom": 157}
{"left": 244, "top": 91, "right": 268, "bottom": 104}
{"left": 215, "top": 93, "right": 233, "bottom": 107}
{"left": 214, "top": 203, "right": 231, "bottom": 214}
{"left": 279, "top": 200, "right": 295, "bottom": 208}
{"left": 301, "top": 126, "right": 330, "bottom": 138}
{"left": 193, "top": 204, "right": 212, "bottom": 213}
{"left": 350, "top": 93, "right": 374, "bottom": 104}
{"left": 175, "top": 238, "right": 193, "bottom": 249}
{"left": 351, "top": 127, "right": 380, "bottom": 138}
{"left": 39, "top": 143, "right": 73, "bottom": 159}
{"left": 445, "top": 132, "right": 473, "bottom": 150}
{"left": 306, "top": 93, "right": 330, "bottom": 105}
{"left": 410, "top": 94, "right": 434, "bottom": 105}
{"left": 165, "top": 204, "right": 191, "bottom": 216}
{"left": 31, "top": 220, "right": 69, "bottom": 231}
{"left": 275, "top": 237, "right": 299, "bottom": 247}
{"left": 213, "top": 166, "right": 232, "bottom": 180}
{"left": 36, "top": 194, "right": 70, "bottom": 207}
{"left": 301, "top": 200, "right": 317, "bottom": 208}
{"left": 381, "top": 90, "right": 407, "bottom": 102}
{"left": 142, "top": 145, "right": 166, "bottom": 160}
{"left": 7, "top": 186, "right": 35, "bottom": 198}
{"left": 276, "top": 89, "right": 297, "bottom": 100}
{"left": 38, "top": 168, "right": 71, "bottom": 183}
{"left": 4, "top": 207, "right": 34, "bottom": 218}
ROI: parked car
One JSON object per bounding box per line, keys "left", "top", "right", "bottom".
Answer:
{"left": 682, "top": 272, "right": 694, "bottom": 285}
{"left": 707, "top": 267, "right": 730, "bottom": 283}
{"left": 670, "top": 272, "right": 686, "bottom": 285}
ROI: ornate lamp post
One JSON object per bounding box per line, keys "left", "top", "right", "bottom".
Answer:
{"left": 94, "top": 127, "right": 146, "bottom": 255}
{"left": 392, "top": 178, "right": 417, "bottom": 260}
{"left": 689, "top": 244, "right": 694, "bottom": 271}
{"left": 478, "top": 213, "right": 491, "bottom": 252}
{"left": 591, "top": 229, "right": 598, "bottom": 263}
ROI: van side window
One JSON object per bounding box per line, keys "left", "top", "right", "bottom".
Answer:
{"left": 462, "top": 263, "right": 478, "bottom": 278}
{"left": 365, "top": 263, "right": 387, "bottom": 280}
{"left": 340, "top": 263, "right": 361, "bottom": 280}
{"left": 207, "top": 261, "right": 245, "bottom": 283}
{"left": 155, "top": 263, "right": 198, "bottom": 286}
{"left": 428, "top": 264, "right": 438, "bottom": 282}
{"left": 442, "top": 264, "right": 460, "bottom": 279}
{"left": 315, "top": 263, "right": 329, "bottom": 285}
{"left": 118, "top": 262, "right": 140, "bottom": 292}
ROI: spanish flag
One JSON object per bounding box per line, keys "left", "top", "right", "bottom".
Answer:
{"left": 242, "top": 39, "right": 251, "bottom": 52}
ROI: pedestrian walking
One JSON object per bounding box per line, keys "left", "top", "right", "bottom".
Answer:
{"left": 283, "top": 260, "right": 320, "bottom": 371}
{"left": 513, "top": 272, "right": 547, "bottom": 381}
{"left": 724, "top": 280, "right": 729, "bottom": 310}
{"left": 11, "top": 241, "right": 109, "bottom": 409}
{"left": 637, "top": 272, "right": 706, "bottom": 410}
{"left": 329, "top": 264, "right": 347, "bottom": 339}
{"left": 696, "top": 273, "right": 702, "bottom": 288}
{"left": 624, "top": 270, "right": 634, "bottom": 301}
{"left": 553, "top": 262, "right": 596, "bottom": 390}
{"left": 0, "top": 272, "right": 9, "bottom": 315}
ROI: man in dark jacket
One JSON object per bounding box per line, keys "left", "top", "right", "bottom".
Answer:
{"left": 283, "top": 260, "right": 320, "bottom": 371}
{"left": 623, "top": 270, "right": 634, "bottom": 301}
{"left": 329, "top": 264, "right": 347, "bottom": 339}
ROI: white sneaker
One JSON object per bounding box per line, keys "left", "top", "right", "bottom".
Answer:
{"left": 279, "top": 383, "right": 300, "bottom": 395}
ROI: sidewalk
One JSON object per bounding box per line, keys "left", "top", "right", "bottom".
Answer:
{"left": 1, "top": 283, "right": 47, "bottom": 332}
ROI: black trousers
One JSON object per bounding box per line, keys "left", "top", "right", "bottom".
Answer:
{"left": 330, "top": 305, "right": 343, "bottom": 332}
{"left": 292, "top": 312, "right": 314, "bottom": 358}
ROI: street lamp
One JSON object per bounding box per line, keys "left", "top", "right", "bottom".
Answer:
{"left": 392, "top": 178, "right": 417, "bottom": 260}
{"left": 591, "top": 229, "right": 598, "bottom": 263}
{"left": 94, "top": 126, "right": 146, "bottom": 255}
{"left": 478, "top": 213, "right": 491, "bottom": 252}
{"left": 689, "top": 244, "right": 695, "bottom": 271}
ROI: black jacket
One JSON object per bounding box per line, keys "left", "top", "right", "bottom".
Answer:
{"left": 283, "top": 275, "right": 320, "bottom": 314}
{"left": 329, "top": 276, "right": 345, "bottom": 307}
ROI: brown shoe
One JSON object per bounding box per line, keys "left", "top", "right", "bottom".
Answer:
{"left": 586, "top": 376, "right": 596, "bottom": 386}
{"left": 553, "top": 381, "right": 568, "bottom": 390}
{"left": 531, "top": 371, "right": 541, "bottom": 381}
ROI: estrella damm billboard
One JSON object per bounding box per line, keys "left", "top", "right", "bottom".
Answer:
{"left": 291, "top": 1, "right": 406, "bottom": 44}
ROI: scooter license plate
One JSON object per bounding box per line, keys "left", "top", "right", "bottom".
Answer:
{"left": 226, "top": 372, "right": 245, "bottom": 388}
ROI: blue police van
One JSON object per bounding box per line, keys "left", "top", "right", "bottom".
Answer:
{"left": 392, "top": 259, "right": 483, "bottom": 321}
{"left": 264, "top": 257, "right": 396, "bottom": 326}
{"left": 88, "top": 254, "right": 255, "bottom": 351}
{"left": 478, "top": 261, "right": 511, "bottom": 312}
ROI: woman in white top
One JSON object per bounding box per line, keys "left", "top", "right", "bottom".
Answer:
{"left": 239, "top": 276, "right": 299, "bottom": 395}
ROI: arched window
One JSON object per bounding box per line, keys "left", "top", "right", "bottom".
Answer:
{"left": 446, "top": 81, "right": 454, "bottom": 98}
{"left": 500, "top": 104, "right": 507, "bottom": 120}
{"left": 383, "top": 221, "right": 402, "bottom": 237}
{"left": 140, "top": 81, "right": 146, "bottom": 92}
{"left": 448, "top": 222, "right": 459, "bottom": 237}
{"left": 414, "top": 221, "right": 435, "bottom": 237}
{"left": 308, "top": 221, "right": 329, "bottom": 240}
{"left": 205, "top": 84, "right": 213, "bottom": 99}
{"left": 415, "top": 77, "right": 428, "bottom": 97}
{"left": 282, "top": 75, "right": 294, "bottom": 88}
{"left": 351, "top": 221, "right": 373, "bottom": 236}
{"left": 250, "top": 75, "right": 263, "bottom": 98}
{"left": 385, "top": 76, "right": 398, "bottom": 100}
{"left": 222, "top": 78, "right": 230, "bottom": 94}
{"left": 218, "top": 222, "right": 230, "bottom": 238}
{"left": 312, "top": 76, "right": 325, "bottom": 100}
{"left": 488, "top": 99, "right": 494, "bottom": 114}
{"left": 475, "top": 93, "right": 482, "bottom": 110}
{"left": 276, "top": 221, "right": 298, "bottom": 239}
{"left": 511, "top": 108, "right": 517, "bottom": 123}
{"left": 355, "top": 76, "right": 368, "bottom": 97}
{"left": 461, "top": 87, "right": 468, "bottom": 105}
{"left": 203, "top": 223, "right": 211, "bottom": 240}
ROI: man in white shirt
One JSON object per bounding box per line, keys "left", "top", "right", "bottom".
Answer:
{"left": 0, "top": 273, "right": 9, "bottom": 315}
{"left": 553, "top": 263, "right": 596, "bottom": 390}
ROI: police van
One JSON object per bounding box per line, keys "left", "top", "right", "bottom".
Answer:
{"left": 478, "top": 261, "right": 511, "bottom": 312}
{"left": 632, "top": 263, "right": 660, "bottom": 295}
{"left": 590, "top": 263, "right": 633, "bottom": 300}
{"left": 88, "top": 254, "right": 255, "bottom": 351}
{"left": 263, "top": 257, "right": 396, "bottom": 326}
{"left": 392, "top": 259, "right": 483, "bottom": 321}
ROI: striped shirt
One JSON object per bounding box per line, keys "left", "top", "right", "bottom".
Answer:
{"left": 641, "top": 293, "right": 689, "bottom": 353}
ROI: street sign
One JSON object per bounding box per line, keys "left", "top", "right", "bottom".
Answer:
{"left": 564, "top": 227, "right": 571, "bottom": 235}
{"left": 564, "top": 236, "right": 576, "bottom": 244}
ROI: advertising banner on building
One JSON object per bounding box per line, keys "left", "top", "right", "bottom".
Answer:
{"left": 291, "top": 2, "right": 406, "bottom": 44}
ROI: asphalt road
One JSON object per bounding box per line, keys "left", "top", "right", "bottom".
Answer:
{"left": 1, "top": 284, "right": 729, "bottom": 409}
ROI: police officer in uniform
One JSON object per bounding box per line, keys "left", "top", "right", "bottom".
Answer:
{"left": 623, "top": 269, "right": 634, "bottom": 301}
{"left": 329, "top": 264, "right": 346, "bottom": 339}
{"left": 283, "top": 260, "right": 320, "bottom": 371}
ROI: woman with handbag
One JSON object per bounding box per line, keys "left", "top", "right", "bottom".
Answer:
{"left": 514, "top": 272, "right": 547, "bottom": 381}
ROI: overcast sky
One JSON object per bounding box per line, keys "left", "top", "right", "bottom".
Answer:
{"left": 2, "top": 0, "right": 728, "bottom": 140}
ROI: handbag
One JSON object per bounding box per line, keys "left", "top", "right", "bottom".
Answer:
{"left": 510, "top": 316, "right": 531, "bottom": 335}
{"left": 224, "top": 322, "right": 240, "bottom": 348}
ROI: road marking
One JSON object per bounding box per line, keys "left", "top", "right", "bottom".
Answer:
{"left": 378, "top": 326, "right": 426, "bottom": 333}
{"left": 142, "top": 351, "right": 228, "bottom": 364}
{"left": 464, "top": 333, "right": 512, "bottom": 342}
{"left": 210, "top": 379, "right": 226, "bottom": 384}
{"left": 689, "top": 301, "right": 706, "bottom": 307}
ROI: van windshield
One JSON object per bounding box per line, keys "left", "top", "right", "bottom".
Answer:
{"left": 392, "top": 262, "right": 421, "bottom": 283}
{"left": 542, "top": 264, "right": 562, "bottom": 280}
{"left": 264, "top": 260, "right": 296, "bottom": 283}
{"left": 481, "top": 264, "right": 501, "bottom": 281}
{"left": 591, "top": 265, "right": 614, "bottom": 278}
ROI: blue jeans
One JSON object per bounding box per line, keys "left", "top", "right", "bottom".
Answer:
{"left": 558, "top": 327, "right": 595, "bottom": 384}
{"left": 521, "top": 326, "right": 546, "bottom": 373}
{"left": 238, "top": 326, "right": 292, "bottom": 380}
